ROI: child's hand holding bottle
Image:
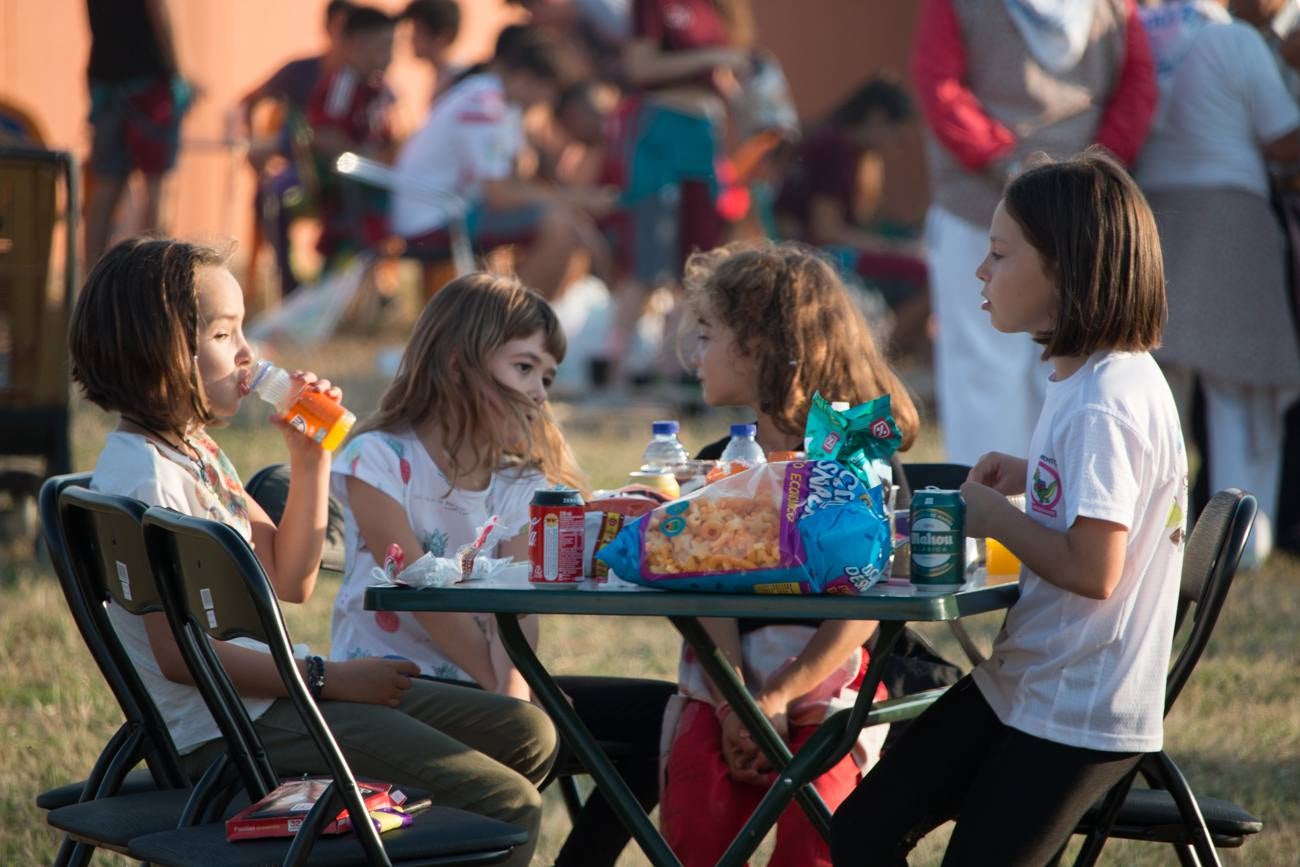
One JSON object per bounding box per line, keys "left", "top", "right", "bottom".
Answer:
{"left": 247, "top": 360, "right": 353, "bottom": 460}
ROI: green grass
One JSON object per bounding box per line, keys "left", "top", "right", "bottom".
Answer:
{"left": 2, "top": 331, "right": 1297, "bottom": 864}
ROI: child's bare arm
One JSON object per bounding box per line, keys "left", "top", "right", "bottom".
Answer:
{"left": 143, "top": 612, "right": 417, "bottom": 706}
{"left": 346, "top": 476, "right": 501, "bottom": 687}
{"left": 699, "top": 617, "right": 746, "bottom": 706}
{"left": 248, "top": 375, "right": 340, "bottom": 604}
{"left": 963, "top": 481, "right": 1128, "bottom": 599}
{"left": 754, "top": 619, "right": 879, "bottom": 737}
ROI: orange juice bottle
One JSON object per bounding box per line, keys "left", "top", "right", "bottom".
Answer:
{"left": 248, "top": 360, "right": 356, "bottom": 451}
{"left": 985, "top": 537, "right": 1021, "bottom": 576}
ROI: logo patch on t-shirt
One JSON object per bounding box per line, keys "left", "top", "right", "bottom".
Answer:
{"left": 1165, "top": 498, "right": 1185, "bottom": 547}
{"left": 1031, "top": 458, "right": 1062, "bottom": 518}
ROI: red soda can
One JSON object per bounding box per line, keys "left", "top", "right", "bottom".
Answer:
{"left": 529, "top": 487, "right": 586, "bottom": 585}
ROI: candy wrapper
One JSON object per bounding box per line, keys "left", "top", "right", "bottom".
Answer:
{"left": 804, "top": 392, "right": 901, "bottom": 498}
{"left": 369, "top": 518, "right": 517, "bottom": 589}
{"left": 596, "top": 460, "right": 892, "bottom": 594}
{"left": 583, "top": 493, "right": 669, "bottom": 580}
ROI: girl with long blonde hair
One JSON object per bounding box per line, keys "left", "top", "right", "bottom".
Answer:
{"left": 331, "top": 272, "right": 674, "bottom": 867}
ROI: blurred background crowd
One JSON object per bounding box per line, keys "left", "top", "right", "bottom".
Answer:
{"left": 2, "top": 0, "right": 1300, "bottom": 567}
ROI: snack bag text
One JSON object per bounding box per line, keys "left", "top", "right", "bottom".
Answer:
{"left": 597, "top": 460, "right": 892, "bottom": 594}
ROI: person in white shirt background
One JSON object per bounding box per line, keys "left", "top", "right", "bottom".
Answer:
{"left": 1229, "top": 0, "right": 1300, "bottom": 559}
{"left": 1137, "top": 0, "right": 1300, "bottom": 568}
{"left": 392, "top": 24, "right": 617, "bottom": 300}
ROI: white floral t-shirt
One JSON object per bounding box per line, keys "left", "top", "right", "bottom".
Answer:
{"left": 329, "top": 429, "right": 547, "bottom": 679}
{"left": 92, "top": 431, "right": 276, "bottom": 754}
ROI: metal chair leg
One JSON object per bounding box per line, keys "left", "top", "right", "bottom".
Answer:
{"left": 1071, "top": 764, "right": 1142, "bottom": 867}
{"left": 51, "top": 836, "right": 81, "bottom": 867}
{"left": 946, "top": 620, "right": 986, "bottom": 666}
{"left": 1147, "top": 753, "right": 1221, "bottom": 867}
{"left": 558, "top": 775, "right": 586, "bottom": 824}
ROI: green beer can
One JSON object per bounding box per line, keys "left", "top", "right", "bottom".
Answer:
{"left": 910, "top": 488, "right": 966, "bottom": 590}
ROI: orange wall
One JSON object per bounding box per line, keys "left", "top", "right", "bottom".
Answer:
{"left": 0, "top": 0, "right": 521, "bottom": 262}
{"left": 754, "top": 0, "right": 928, "bottom": 223}
{"left": 1, "top": 0, "right": 926, "bottom": 263}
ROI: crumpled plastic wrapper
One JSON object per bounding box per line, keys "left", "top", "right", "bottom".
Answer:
{"left": 368, "top": 517, "right": 518, "bottom": 588}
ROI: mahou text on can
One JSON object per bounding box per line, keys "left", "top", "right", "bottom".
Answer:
{"left": 909, "top": 488, "right": 966, "bottom": 589}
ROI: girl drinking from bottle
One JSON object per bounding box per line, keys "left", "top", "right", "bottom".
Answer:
{"left": 659, "top": 241, "right": 920, "bottom": 867}
{"left": 329, "top": 272, "right": 675, "bottom": 867}
{"left": 830, "top": 151, "right": 1187, "bottom": 866}
{"left": 72, "top": 239, "right": 557, "bottom": 867}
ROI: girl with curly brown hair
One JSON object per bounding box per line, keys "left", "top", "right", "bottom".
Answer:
{"left": 658, "top": 241, "right": 919, "bottom": 867}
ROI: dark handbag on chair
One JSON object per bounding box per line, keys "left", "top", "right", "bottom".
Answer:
{"left": 866, "top": 626, "right": 964, "bottom": 751}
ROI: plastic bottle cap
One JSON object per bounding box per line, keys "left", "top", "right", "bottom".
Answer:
{"left": 652, "top": 420, "right": 680, "bottom": 435}
{"left": 829, "top": 401, "right": 851, "bottom": 412}
{"left": 249, "top": 359, "right": 293, "bottom": 408}
{"left": 730, "top": 423, "right": 757, "bottom": 437}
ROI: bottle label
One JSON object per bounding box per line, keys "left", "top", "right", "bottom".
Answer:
{"left": 283, "top": 390, "right": 346, "bottom": 446}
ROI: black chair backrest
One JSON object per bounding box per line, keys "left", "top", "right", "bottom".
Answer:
{"left": 41, "top": 475, "right": 188, "bottom": 790}
{"left": 245, "top": 463, "right": 347, "bottom": 573}
{"left": 142, "top": 506, "right": 395, "bottom": 865}
{"left": 140, "top": 507, "right": 281, "bottom": 805}
{"left": 900, "top": 462, "right": 971, "bottom": 508}
{"left": 1165, "top": 489, "right": 1256, "bottom": 714}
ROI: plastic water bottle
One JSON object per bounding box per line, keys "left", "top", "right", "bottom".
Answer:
{"left": 640, "top": 420, "right": 690, "bottom": 472}
{"left": 719, "top": 423, "right": 767, "bottom": 468}
{"left": 248, "top": 359, "right": 356, "bottom": 451}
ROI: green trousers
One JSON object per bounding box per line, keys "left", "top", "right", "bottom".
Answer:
{"left": 182, "top": 678, "right": 558, "bottom": 866}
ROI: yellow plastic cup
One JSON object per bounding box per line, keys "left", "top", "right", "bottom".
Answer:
{"left": 986, "top": 538, "right": 1021, "bottom": 576}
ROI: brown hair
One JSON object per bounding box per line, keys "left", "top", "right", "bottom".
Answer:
{"left": 69, "top": 237, "right": 227, "bottom": 438}
{"left": 353, "top": 272, "right": 586, "bottom": 492}
{"left": 1003, "top": 149, "right": 1166, "bottom": 359}
{"left": 684, "top": 241, "right": 920, "bottom": 451}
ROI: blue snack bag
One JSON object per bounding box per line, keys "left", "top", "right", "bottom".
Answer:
{"left": 597, "top": 460, "right": 891, "bottom": 594}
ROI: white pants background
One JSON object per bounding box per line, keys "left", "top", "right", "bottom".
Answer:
{"left": 1164, "top": 366, "right": 1299, "bottom": 563}
{"left": 926, "top": 206, "right": 1049, "bottom": 467}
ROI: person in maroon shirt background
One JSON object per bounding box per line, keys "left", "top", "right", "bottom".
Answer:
{"left": 231, "top": 0, "right": 354, "bottom": 300}
{"left": 593, "top": 0, "right": 753, "bottom": 385}
{"left": 774, "top": 76, "right": 931, "bottom": 358}
{"left": 306, "top": 5, "right": 396, "bottom": 271}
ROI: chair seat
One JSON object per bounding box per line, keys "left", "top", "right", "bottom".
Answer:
{"left": 129, "top": 805, "right": 526, "bottom": 867}
{"left": 1079, "top": 787, "right": 1263, "bottom": 845}
{"left": 47, "top": 788, "right": 196, "bottom": 853}
{"left": 36, "top": 767, "right": 159, "bottom": 810}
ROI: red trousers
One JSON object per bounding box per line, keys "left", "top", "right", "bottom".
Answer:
{"left": 660, "top": 699, "right": 860, "bottom": 867}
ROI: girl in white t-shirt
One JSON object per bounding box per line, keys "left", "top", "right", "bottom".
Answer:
{"left": 330, "top": 272, "right": 675, "bottom": 867}
{"left": 830, "top": 151, "right": 1189, "bottom": 865}
{"left": 71, "top": 239, "right": 556, "bottom": 866}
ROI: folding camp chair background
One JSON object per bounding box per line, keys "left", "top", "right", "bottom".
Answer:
{"left": 0, "top": 146, "right": 77, "bottom": 478}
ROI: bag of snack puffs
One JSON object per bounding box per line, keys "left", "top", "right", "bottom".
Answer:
{"left": 596, "top": 460, "right": 892, "bottom": 594}
{"left": 804, "top": 392, "right": 900, "bottom": 496}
